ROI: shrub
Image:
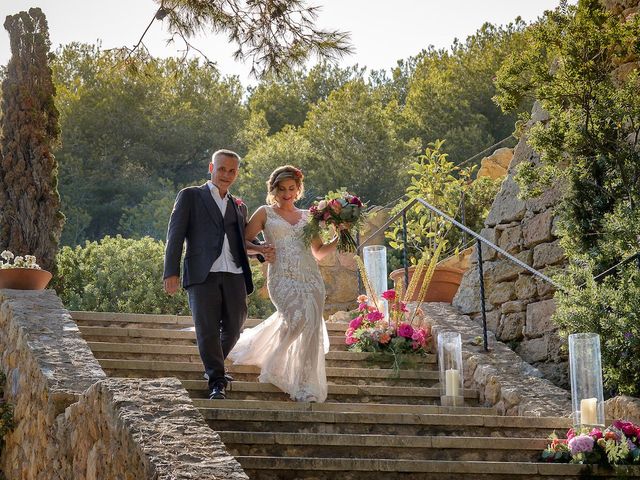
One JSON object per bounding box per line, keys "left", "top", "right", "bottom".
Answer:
{"left": 53, "top": 235, "right": 273, "bottom": 318}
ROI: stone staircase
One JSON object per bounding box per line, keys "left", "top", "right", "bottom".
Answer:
{"left": 72, "top": 311, "right": 635, "bottom": 479}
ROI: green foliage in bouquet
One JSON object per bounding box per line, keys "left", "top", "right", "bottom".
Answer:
{"left": 53, "top": 235, "right": 273, "bottom": 318}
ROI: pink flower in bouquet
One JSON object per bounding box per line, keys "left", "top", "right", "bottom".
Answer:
{"left": 323, "top": 211, "right": 332, "bottom": 220}
{"left": 348, "top": 195, "right": 363, "bottom": 206}
{"left": 349, "top": 316, "right": 363, "bottom": 330}
{"left": 345, "top": 335, "right": 358, "bottom": 346}
{"left": 379, "top": 332, "right": 391, "bottom": 344}
{"left": 397, "top": 322, "right": 414, "bottom": 338}
{"left": 381, "top": 289, "right": 396, "bottom": 301}
{"left": 412, "top": 328, "right": 427, "bottom": 346}
{"left": 568, "top": 434, "right": 595, "bottom": 455}
{"left": 411, "top": 341, "right": 421, "bottom": 350}
{"left": 317, "top": 200, "right": 328, "bottom": 210}
{"left": 367, "top": 311, "right": 384, "bottom": 322}
{"left": 566, "top": 428, "right": 576, "bottom": 441}
{"left": 590, "top": 428, "right": 603, "bottom": 439}
{"left": 612, "top": 420, "right": 638, "bottom": 438}
{"left": 399, "top": 302, "right": 408, "bottom": 313}
{"left": 357, "top": 294, "right": 368, "bottom": 303}
{"left": 358, "top": 302, "right": 367, "bottom": 310}
{"left": 329, "top": 199, "right": 342, "bottom": 214}
{"left": 345, "top": 327, "right": 354, "bottom": 337}
{"left": 367, "top": 305, "right": 377, "bottom": 312}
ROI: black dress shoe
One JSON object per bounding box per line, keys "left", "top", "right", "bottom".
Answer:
{"left": 209, "top": 382, "right": 226, "bottom": 400}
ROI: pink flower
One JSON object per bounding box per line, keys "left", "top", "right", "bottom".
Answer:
{"left": 612, "top": 420, "right": 638, "bottom": 438}
{"left": 411, "top": 341, "right": 421, "bottom": 350}
{"left": 381, "top": 290, "right": 396, "bottom": 301}
{"left": 568, "top": 434, "right": 594, "bottom": 455}
{"left": 345, "top": 327, "right": 354, "bottom": 337}
{"left": 590, "top": 428, "right": 603, "bottom": 439}
{"left": 367, "top": 311, "right": 384, "bottom": 322}
{"left": 399, "top": 302, "right": 408, "bottom": 313}
{"left": 411, "top": 328, "right": 427, "bottom": 346}
{"left": 329, "top": 199, "right": 342, "bottom": 214}
{"left": 397, "top": 322, "right": 414, "bottom": 338}
{"left": 235, "top": 197, "right": 244, "bottom": 206}
{"left": 349, "top": 316, "right": 363, "bottom": 330}
{"left": 345, "top": 335, "right": 358, "bottom": 345}
{"left": 317, "top": 200, "right": 328, "bottom": 210}
{"left": 323, "top": 211, "right": 332, "bottom": 221}
{"left": 358, "top": 302, "right": 368, "bottom": 311}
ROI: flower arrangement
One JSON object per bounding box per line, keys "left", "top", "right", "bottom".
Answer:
{"left": 0, "top": 250, "right": 41, "bottom": 269}
{"left": 542, "top": 420, "right": 640, "bottom": 466}
{"left": 345, "top": 291, "right": 431, "bottom": 356}
{"left": 303, "top": 190, "right": 365, "bottom": 253}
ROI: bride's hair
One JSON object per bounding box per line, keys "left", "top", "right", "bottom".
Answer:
{"left": 266, "top": 165, "right": 305, "bottom": 205}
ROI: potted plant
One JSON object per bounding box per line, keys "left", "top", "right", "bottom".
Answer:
{"left": 0, "top": 250, "right": 52, "bottom": 290}
{"left": 386, "top": 140, "right": 501, "bottom": 303}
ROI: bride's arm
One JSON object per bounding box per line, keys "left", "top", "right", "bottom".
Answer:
{"left": 245, "top": 206, "right": 268, "bottom": 255}
{"left": 311, "top": 234, "right": 339, "bottom": 261}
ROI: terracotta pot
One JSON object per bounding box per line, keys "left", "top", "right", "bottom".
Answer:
{"left": 389, "top": 265, "right": 464, "bottom": 303}
{"left": 0, "top": 268, "right": 52, "bottom": 290}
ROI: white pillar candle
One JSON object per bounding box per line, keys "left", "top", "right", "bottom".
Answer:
{"left": 445, "top": 368, "right": 460, "bottom": 397}
{"left": 580, "top": 397, "right": 597, "bottom": 425}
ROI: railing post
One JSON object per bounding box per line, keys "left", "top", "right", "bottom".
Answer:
{"left": 402, "top": 210, "right": 409, "bottom": 288}
{"left": 476, "top": 238, "right": 489, "bottom": 352}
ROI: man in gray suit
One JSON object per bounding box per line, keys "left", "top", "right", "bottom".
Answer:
{"left": 163, "top": 149, "right": 272, "bottom": 399}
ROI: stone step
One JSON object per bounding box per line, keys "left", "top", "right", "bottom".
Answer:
{"left": 237, "top": 456, "right": 627, "bottom": 479}
{"left": 86, "top": 341, "right": 435, "bottom": 368}
{"left": 71, "top": 310, "right": 349, "bottom": 333}
{"left": 199, "top": 407, "right": 568, "bottom": 437}
{"left": 220, "top": 431, "right": 547, "bottom": 462}
{"left": 99, "top": 359, "right": 438, "bottom": 386}
{"left": 79, "top": 325, "right": 347, "bottom": 348}
{"left": 182, "top": 380, "right": 478, "bottom": 405}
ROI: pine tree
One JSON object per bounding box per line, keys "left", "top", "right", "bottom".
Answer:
{"left": 0, "top": 8, "right": 64, "bottom": 272}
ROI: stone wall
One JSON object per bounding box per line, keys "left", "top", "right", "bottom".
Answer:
{"left": 0, "top": 289, "right": 246, "bottom": 480}
{"left": 452, "top": 103, "right": 569, "bottom": 388}
{"left": 418, "top": 303, "right": 572, "bottom": 417}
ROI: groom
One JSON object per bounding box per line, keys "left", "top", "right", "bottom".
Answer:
{"left": 163, "top": 149, "right": 267, "bottom": 400}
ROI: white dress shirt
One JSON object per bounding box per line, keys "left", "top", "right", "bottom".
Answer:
{"left": 207, "top": 181, "right": 243, "bottom": 274}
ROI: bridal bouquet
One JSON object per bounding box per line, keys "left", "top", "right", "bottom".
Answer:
{"left": 303, "top": 190, "right": 365, "bottom": 253}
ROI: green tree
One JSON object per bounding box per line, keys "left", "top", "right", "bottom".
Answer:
{"left": 494, "top": 0, "right": 640, "bottom": 395}
{"left": 402, "top": 21, "right": 528, "bottom": 163}
{"left": 52, "top": 44, "right": 247, "bottom": 244}
{"left": 152, "top": 0, "right": 352, "bottom": 77}
{"left": 247, "top": 62, "right": 362, "bottom": 134}
{"left": 0, "top": 8, "right": 64, "bottom": 271}
{"left": 300, "top": 80, "right": 420, "bottom": 205}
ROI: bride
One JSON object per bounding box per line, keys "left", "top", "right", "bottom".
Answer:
{"left": 229, "top": 165, "right": 338, "bottom": 402}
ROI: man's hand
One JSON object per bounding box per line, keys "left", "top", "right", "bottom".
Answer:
{"left": 164, "top": 275, "right": 180, "bottom": 295}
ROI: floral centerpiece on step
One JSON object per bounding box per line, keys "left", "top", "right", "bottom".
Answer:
{"left": 541, "top": 420, "right": 640, "bottom": 467}
{"left": 303, "top": 190, "right": 365, "bottom": 253}
{"left": 0, "top": 250, "right": 41, "bottom": 269}
{"left": 345, "top": 243, "right": 445, "bottom": 361}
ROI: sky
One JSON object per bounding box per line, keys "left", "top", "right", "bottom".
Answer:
{"left": 0, "top": 0, "right": 572, "bottom": 83}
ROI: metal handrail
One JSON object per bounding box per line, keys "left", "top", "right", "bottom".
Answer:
{"left": 357, "top": 195, "right": 561, "bottom": 352}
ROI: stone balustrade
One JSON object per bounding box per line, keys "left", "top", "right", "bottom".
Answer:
{"left": 0, "top": 289, "right": 246, "bottom": 480}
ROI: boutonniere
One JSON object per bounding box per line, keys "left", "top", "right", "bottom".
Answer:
{"left": 234, "top": 197, "right": 245, "bottom": 207}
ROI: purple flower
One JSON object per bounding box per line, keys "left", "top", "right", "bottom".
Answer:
{"left": 568, "top": 434, "right": 595, "bottom": 455}
{"left": 624, "top": 332, "right": 634, "bottom": 340}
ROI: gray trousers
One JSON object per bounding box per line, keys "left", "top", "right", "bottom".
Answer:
{"left": 187, "top": 272, "right": 247, "bottom": 390}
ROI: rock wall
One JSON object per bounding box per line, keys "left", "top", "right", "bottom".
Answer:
{"left": 418, "top": 303, "right": 571, "bottom": 417}
{"left": 452, "top": 103, "right": 569, "bottom": 388}
{"left": 0, "top": 289, "right": 246, "bottom": 480}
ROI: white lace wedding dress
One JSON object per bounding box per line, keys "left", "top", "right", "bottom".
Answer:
{"left": 229, "top": 206, "right": 329, "bottom": 402}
